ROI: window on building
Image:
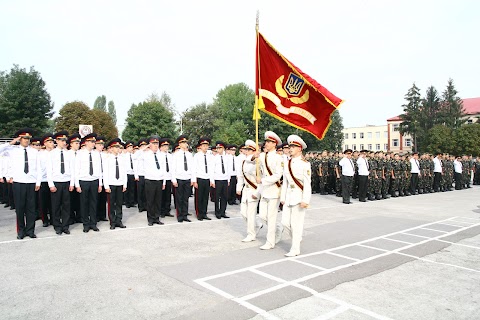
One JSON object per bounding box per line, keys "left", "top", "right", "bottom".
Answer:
{"left": 360, "top": 144, "right": 364, "bottom": 150}
{"left": 393, "top": 139, "right": 399, "bottom": 147}
{"left": 376, "top": 144, "right": 381, "bottom": 150}
{"left": 467, "top": 119, "right": 473, "bottom": 124}
{"left": 352, "top": 133, "right": 356, "bottom": 139}
{"left": 405, "top": 139, "right": 412, "bottom": 147}
{"left": 384, "top": 131, "right": 388, "bottom": 138}
{"left": 376, "top": 131, "right": 380, "bottom": 138}
{"left": 344, "top": 144, "right": 348, "bottom": 150}
{"left": 352, "top": 144, "right": 357, "bottom": 150}
{"left": 367, "top": 132, "right": 372, "bottom": 139}
{"left": 344, "top": 133, "right": 349, "bottom": 139}
{"left": 384, "top": 144, "right": 388, "bottom": 150}
{"left": 393, "top": 124, "right": 400, "bottom": 131}
{"left": 360, "top": 132, "right": 364, "bottom": 139}
{"left": 368, "top": 144, "right": 372, "bottom": 150}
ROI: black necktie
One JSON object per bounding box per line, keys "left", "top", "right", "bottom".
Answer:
{"left": 89, "top": 152, "right": 93, "bottom": 175}
{"left": 366, "top": 158, "right": 369, "bottom": 170}
{"left": 204, "top": 154, "right": 208, "bottom": 173}
{"left": 130, "top": 154, "right": 133, "bottom": 169}
{"left": 24, "top": 148, "right": 29, "bottom": 174}
{"left": 100, "top": 153, "right": 103, "bottom": 172}
{"left": 232, "top": 157, "right": 235, "bottom": 171}
{"left": 60, "top": 150, "right": 65, "bottom": 174}
{"left": 165, "top": 155, "right": 169, "bottom": 172}
{"left": 115, "top": 156, "right": 119, "bottom": 179}
{"left": 221, "top": 155, "right": 225, "bottom": 174}
{"left": 154, "top": 153, "right": 160, "bottom": 169}
{"left": 184, "top": 152, "right": 188, "bottom": 171}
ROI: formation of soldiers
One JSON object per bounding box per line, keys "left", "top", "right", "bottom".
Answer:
{"left": 303, "top": 150, "right": 478, "bottom": 201}
{"left": 0, "top": 128, "right": 313, "bottom": 257}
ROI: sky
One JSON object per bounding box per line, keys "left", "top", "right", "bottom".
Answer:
{"left": 1, "top": 0, "right": 479, "bottom": 133}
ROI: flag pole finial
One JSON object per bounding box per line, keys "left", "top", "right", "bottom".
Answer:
{"left": 256, "top": 10, "right": 259, "bottom": 32}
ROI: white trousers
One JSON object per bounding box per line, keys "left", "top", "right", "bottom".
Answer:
{"left": 259, "top": 197, "right": 281, "bottom": 248}
{"left": 281, "top": 204, "right": 306, "bottom": 255}
{"left": 240, "top": 199, "right": 261, "bottom": 239}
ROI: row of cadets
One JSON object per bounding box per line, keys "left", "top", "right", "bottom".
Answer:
{"left": 95, "top": 136, "right": 109, "bottom": 223}
{"left": 171, "top": 135, "right": 193, "bottom": 223}
{"left": 46, "top": 131, "right": 75, "bottom": 235}
{"left": 133, "top": 138, "right": 148, "bottom": 213}
{"left": 0, "top": 128, "right": 42, "bottom": 239}
{"left": 67, "top": 133, "right": 82, "bottom": 224}
{"left": 160, "top": 138, "right": 174, "bottom": 218}
{"left": 257, "top": 131, "right": 284, "bottom": 250}
{"left": 192, "top": 137, "right": 213, "bottom": 221}
{"left": 212, "top": 141, "right": 233, "bottom": 219}
{"left": 103, "top": 138, "right": 127, "bottom": 229}
{"left": 124, "top": 140, "right": 136, "bottom": 208}
{"left": 279, "top": 135, "right": 311, "bottom": 257}
{"left": 236, "top": 139, "right": 263, "bottom": 242}
{"left": 75, "top": 133, "right": 102, "bottom": 233}
{"left": 226, "top": 144, "right": 239, "bottom": 205}
{"left": 143, "top": 135, "right": 165, "bottom": 226}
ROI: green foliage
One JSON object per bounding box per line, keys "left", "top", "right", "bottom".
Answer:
{"left": 122, "top": 99, "right": 177, "bottom": 142}
{"left": 93, "top": 95, "right": 107, "bottom": 112}
{"left": 425, "top": 125, "right": 454, "bottom": 154}
{"left": 55, "top": 101, "right": 118, "bottom": 140}
{"left": 108, "top": 100, "right": 117, "bottom": 124}
{"left": 0, "top": 65, "right": 54, "bottom": 136}
{"left": 182, "top": 102, "right": 216, "bottom": 144}
{"left": 439, "top": 78, "right": 465, "bottom": 129}
{"left": 452, "top": 124, "right": 480, "bottom": 156}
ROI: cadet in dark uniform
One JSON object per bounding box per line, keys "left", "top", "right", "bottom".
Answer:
{"left": 171, "top": 135, "right": 193, "bottom": 223}
{"left": 67, "top": 133, "right": 82, "bottom": 224}
{"left": 124, "top": 141, "right": 136, "bottom": 208}
{"left": 159, "top": 138, "right": 174, "bottom": 218}
{"left": 95, "top": 136, "right": 109, "bottom": 222}
{"left": 192, "top": 137, "right": 213, "bottom": 220}
{"left": 143, "top": 135, "right": 165, "bottom": 226}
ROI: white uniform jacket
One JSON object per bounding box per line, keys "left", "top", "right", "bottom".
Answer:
{"left": 280, "top": 156, "right": 312, "bottom": 206}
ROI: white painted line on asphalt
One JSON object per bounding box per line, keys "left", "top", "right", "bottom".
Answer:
{"left": 436, "top": 222, "right": 468, "bottom": 228}
{"left": 401, "top": 232, "right": 431, "bottom": 239}
{"left": 381, "top": 237, "right": 413, "bottom": 245}
{"left": 327, "top": 251, "right": 360, "bottom": 261}
{"left": 419, "top": 227, "right": 449, "bottom": 233}
{"left": 290, "top": 259, "right": 327, "bottom": 271}
{"left": 250, "top": 269, "right": 287, "bottom": 284}
{"left": 396, "top": 252, "right": 480, "bottom": 274}
{"left": 312, "top": 305, "right": 350, "bottom": 320}
{"left": 239, "top": 283, "right": 290, "bottom": 301}
{"left": 436, "top": 239, "right": 480, "bottom": 250}
{"left": 454, "top": 217, "right": 480, "bottom": 222}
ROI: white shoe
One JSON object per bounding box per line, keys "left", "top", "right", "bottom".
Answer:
{"left": 275, "top": 225, "right": 284, "bottom": 244}
{"left": 285, "top": 251, "right": 299, "bottom": 257}
{"left": 260, "top": 244, "right": 273, "bottom": 250}
{"left": 242, "top": 237, "right": 255, "bottom": 242}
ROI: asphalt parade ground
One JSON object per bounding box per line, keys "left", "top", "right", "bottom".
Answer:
{"left": 0, "top": 187, "right": 479, "bottom": 320}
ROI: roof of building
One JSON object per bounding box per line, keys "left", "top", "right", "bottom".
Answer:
{"left": 387, "top": 97, "right": 480, "bottom": 121}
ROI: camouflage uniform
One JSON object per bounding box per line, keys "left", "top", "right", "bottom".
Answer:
{"left": 311, "top": 156, "right": 320, "bottom": 194}
{"left": 335, "top": 156, "right": 342, "bottom": 197}
{"left": 403, "top": 159, "right": 411, "bottom": 196}
{"left": 327, "top": 156, "right": 336, "bottom": 194}
{"left": 444, "top": 158, "right": 453, "bottom": 191}
{"left": 382, "top": 157, "right": 392, "bottom": 199}
{"left": 391, "top": 159, "right": 402, "bottom": 197}
{"left": 367, "top": 157, "right": 377, "bottom": 200}
{"left": 318, "top": 157, "right": 329, "bottom": 195}
{"left": 374, "top": 156, "right": 383, "bottom": 199}
{"left": 474, "top": 160, "right": 480, "bottom": 185}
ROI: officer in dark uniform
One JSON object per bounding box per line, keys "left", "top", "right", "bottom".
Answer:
{"left": 95, "top": 136, "right": 109, "bottom": 222}
{"left": 67, "top": 133, "right": 82, "bottom": 224}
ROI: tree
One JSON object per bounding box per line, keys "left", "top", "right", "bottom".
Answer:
{"left": 108, "top": 100, "right": 117, "bottom": 124}
{"left": 93, "top": 95, "right": 107, "bottom": 112}
{"left": 414, "top": 86, "right": 442, "bottom": 152}
{"left": 122, "top": 100, "right": 177, "bottom": 142}
{"left": 439, "top": 78, "right": 465, "bottom": 129}
{"left": 425, "top": 125, "right": 454, "bottom": 154}
{"left": 55, "top": 101, "right": 118, "bottom": 140}
{"left": 182, "top": 102, "right": 216, "bottom": 144}
{"left": 399, "top": 83, "right": 422, "bottom": 152}
{"left": 453, "top": 124, "right": 480, "bottom": 156}
{"left": 0, "top": 65, "right": 54, "bottom": 136}
{"left": 90, "top": 109, "right": 118, "bottom": 141}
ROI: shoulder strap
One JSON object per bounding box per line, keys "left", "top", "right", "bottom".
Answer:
{"left": 265, "top": 153, "right": 281, "bottom": 188}
{"left": 288, "top": 159, "right": 304, "bottom": 191}
{"left": 242, "top": 160, "right": 257, "bottom": 189}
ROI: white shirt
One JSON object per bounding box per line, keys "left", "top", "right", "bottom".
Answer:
{"left": 356, "top": 157, "right": 369, "bottom": 176}
{"left": 192, "top": 151, "right": 213, "bottom": 183}
{"left": 171, "top": 150, "right": 193, "bottom": 183}
{"left": 160, "top": 151, "right": 173, "bottom": 180}
{"left": 454, "top": 160, "right": 463, "bottom": 174}
{"left": 75, "top": 149, "right": 103, "bottom": 187}
{"left": 47, "top": 147, "right": 75, "bottom": 188}
{"left": 38, "top": 150, "right": 51, "bottom": 182}
{"left": 125, "top": 152, "right": 135, "bottom": 175}
{"left": 339, "top": 157, "right": 355, "bottom": 177}
{"left": 228, "top": 154, "right": 238, "bottom": 176}
{"left": 410, "top": 158, "right": 420, "bottom": 174}
{"left": 103, "top": 154, "right": 128, "bottom": 189}
{"left": 0, "top": 144, "right": 42, "bottom": 185}
{"left": 143, "top": 150, "right": 167, "bottom": 182}
{"left": 433, "top": 157, "right": 443, "bottom": 173}
{"left": 212, "top": 152, "right": 231, "bottom": 182}
{"left": 133, "top": 149, "right": 145, "bottom": 178}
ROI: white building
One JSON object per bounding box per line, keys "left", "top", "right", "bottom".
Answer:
{"left": 342, "top": 125, "right": 389, "bottom": 152}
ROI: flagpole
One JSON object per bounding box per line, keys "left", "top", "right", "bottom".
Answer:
{"left": 255, "top": 11, "right": 261, "bottom": 178}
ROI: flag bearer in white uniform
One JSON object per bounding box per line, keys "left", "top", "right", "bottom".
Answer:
{"left": 280, "top": 135, "right": 312, "bottom": 257}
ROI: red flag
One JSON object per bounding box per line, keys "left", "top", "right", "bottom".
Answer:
{"left": 255, "top": 32, "right": 343, "bottom": 139}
